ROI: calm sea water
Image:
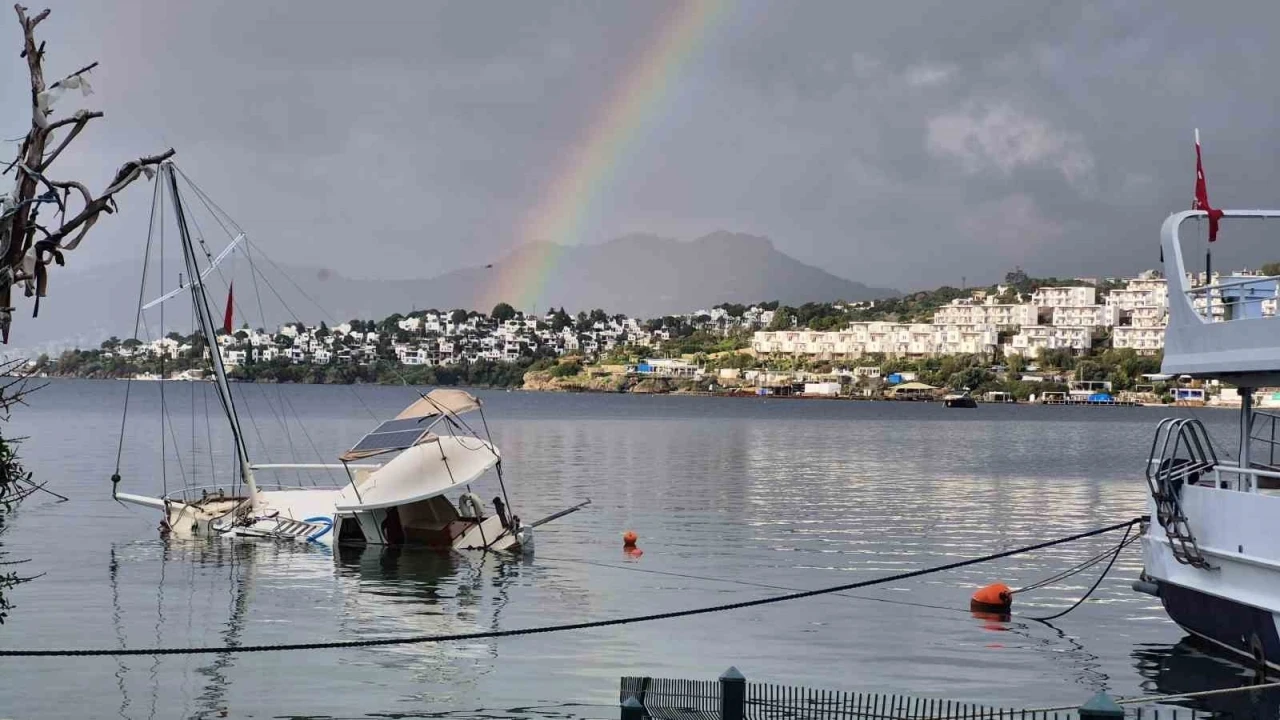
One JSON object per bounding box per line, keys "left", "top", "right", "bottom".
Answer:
{"left": 0, "top": 380, "right": 1269, "bottom": 718}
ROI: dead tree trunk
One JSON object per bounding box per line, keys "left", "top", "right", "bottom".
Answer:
{"left": 0, "top": 5, "right": 174, "bottom": 343}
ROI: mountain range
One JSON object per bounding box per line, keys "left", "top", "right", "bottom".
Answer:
{"left": 0, "top": 231, "right": 897, "bottom": 355}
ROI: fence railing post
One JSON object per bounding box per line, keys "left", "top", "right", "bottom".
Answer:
{"left": 1079, "top": 692, "right": 1123, "bottom": 720}
{"left": 721, "top": 666, "right": 746, "bottom": 720}
{"left": 620, "top": 695, "right": 645, "bottom": 720}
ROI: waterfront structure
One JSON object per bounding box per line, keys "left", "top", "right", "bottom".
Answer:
{"left": 630, "top": 359, "right": 702, "bottom": 377}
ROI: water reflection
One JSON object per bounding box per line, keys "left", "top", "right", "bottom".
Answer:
{"left": 190, "top": 541, "right": 251, "bottom": 720}
{"left": 103, "top": 538, "right": 542, "bottom": 720}
{"left": 1134, "top": 638, "right": 1280, "bottom": 719}
{"left": 7, "top": 385, "right": 1253, "bottom": 718}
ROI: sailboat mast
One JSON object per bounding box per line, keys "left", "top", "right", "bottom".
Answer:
{"left": 164, "top": 164, "right": 258, "bottom": 508}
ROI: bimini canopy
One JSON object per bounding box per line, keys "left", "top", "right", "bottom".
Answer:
{"left": 339, "top": 389, "right": 482, "bottom": 462}
{"left": 395, "top": 388, "right": 481, "bottom": 420}
{"left": 335, "top": 434, "right": 500, "bottom": 512}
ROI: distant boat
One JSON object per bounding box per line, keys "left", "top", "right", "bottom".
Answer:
{"left": 943, "top": 389, "right": 977, "bottom": 408}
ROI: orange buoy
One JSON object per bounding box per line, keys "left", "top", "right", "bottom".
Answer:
{"left": 970, "top": 582, "right": 1012, "bottom": 613}
{"left": 623, "top": 530, "right": 638, "bottom": 548}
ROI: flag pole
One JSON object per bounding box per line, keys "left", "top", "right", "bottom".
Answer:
{"left": 1197, "top": 128, "right": 1212, "bottom": 283}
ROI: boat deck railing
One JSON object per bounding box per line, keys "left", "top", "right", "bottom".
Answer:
{"left": 1250, "top": 411, "right": 1280, "bottom": 469}
{"left": 162, "top": 482, "right": 341, "bottom": 504}
{"left": 1183, "top": 272, "right": 1280, "bottom": 323}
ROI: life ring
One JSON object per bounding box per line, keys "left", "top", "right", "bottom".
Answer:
{"left": 459, "top": 493, "right": 486, "bottom": 520}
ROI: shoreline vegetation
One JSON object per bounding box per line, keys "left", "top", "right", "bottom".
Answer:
{"left": 23, "top": 274, "right": 1199, "bottom": 403}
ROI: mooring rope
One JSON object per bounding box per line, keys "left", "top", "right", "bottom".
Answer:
{"left": 1026, "top": 523, "right": 1135, "bottom": 622}
{"left": 1013, "top": 531, "right": 1141, "bottom": 595}
{"left": 0, "top": 518, "right": 1142, "bottom": 658}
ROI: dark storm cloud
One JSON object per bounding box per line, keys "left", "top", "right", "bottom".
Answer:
{"left": 6, "top": 0, "right": 1280, "bottom": 293}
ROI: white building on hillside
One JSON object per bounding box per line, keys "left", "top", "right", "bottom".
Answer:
{"left": 1112, "top": 326, "right": 1165, "bottom": 355}
{"left": 933, "top": 299, "right": 1036, "bottom": 327}
{"left": 1107, "top": 274, "right": 1168, "bottom": 312}
{"left": 1004, "top": 325, "right": 1091, "bottom": 358}
{"left": 1032, "top": 286, "right": 1096, "bottom": 307}
{"left": 1051, "top": 305, "right": 1120, "bottom": 327}
{"left": 751, "top": 322, "right": 998, "bottom": 359}
{"left": 934, "top": 324, "right": 1000, "bottom": 355}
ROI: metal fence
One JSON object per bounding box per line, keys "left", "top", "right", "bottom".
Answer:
{"left": 620, "top": 669, "right": 1215, "bottom": 720}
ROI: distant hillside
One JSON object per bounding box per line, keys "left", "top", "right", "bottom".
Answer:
{"left": 465, "top": 231, "right": 897, "bottom": 316}
{"left": 0, "top": 231, "right": 897, "bottom": 355}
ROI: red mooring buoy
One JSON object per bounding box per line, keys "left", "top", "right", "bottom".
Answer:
{"left": 622, "top": 530, "right": 643, "bottom": 558}
{"left": 970, "top": 583, "right": 1012, "bottom": 613}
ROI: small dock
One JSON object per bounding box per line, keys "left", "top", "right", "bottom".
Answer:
{"left": 1041, "top": 397, "right": 1140, "bottom": 407}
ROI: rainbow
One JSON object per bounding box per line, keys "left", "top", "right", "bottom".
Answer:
{"left": 484, "top": 0, "right": 727, "bottom": 312}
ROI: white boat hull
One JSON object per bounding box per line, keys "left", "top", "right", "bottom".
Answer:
{"left": 129, "top": 486, "right": 531, "bottom": 553}
{"left": 1142, "top": 486, "right": 1280, "bottom": 668}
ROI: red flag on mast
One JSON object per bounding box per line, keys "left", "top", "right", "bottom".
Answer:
{"left": 1193, "top": 129, "right": 1224, "bottom": 242}
{"left": 223, "top": 282, "right": 234, "bottom": 334}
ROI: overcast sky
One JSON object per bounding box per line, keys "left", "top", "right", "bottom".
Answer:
{"left": 5, "top": 0, "right": 1279, "bottom": 294}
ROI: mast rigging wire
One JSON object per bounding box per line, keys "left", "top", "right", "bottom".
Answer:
{"left": 114, "top": 177, "right": 162, "bottom": 476}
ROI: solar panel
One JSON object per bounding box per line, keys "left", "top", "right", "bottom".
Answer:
{"left": 346, "top": 429, "right": 428, "bottom": 454}
{"left": 368, "top": 417, "right": 430, "bottom": 435}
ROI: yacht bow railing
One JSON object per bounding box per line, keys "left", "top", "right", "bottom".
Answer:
{"left": 1212, "top": 465, "right": 1280, "bottom": 493}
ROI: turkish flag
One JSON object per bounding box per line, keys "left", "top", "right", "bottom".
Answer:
{"left": 1193, "top": 135, "right": 1224, "bottom": 242}
{"left": 222, "top": 281, "right": 235, "bottom": 335}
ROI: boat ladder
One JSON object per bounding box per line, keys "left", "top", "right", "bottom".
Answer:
{"left": 233, "top": 513, "right": 322, "bottom": 540}
{"left": 264, "top": 516, "right": 321, "bottom": 539}
{"left": 1146, "top": 418, "right": 1216, "bottom": 570}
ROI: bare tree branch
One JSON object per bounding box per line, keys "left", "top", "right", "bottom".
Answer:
{"left": 0, "top": 6, "right": 174, "bottom": 342}
{"left": 42, "top": 110, "right": 101, "bottom": 135}
{"left": 38, "top": 110, "right": 102, "bottom": 170}
{"left": 38, "top": 148, "right": 173, "bottom": 254}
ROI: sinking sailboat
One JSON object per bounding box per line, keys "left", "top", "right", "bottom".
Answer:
{"left": 111, "top": 163, "right": 581, "bottom": 552}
